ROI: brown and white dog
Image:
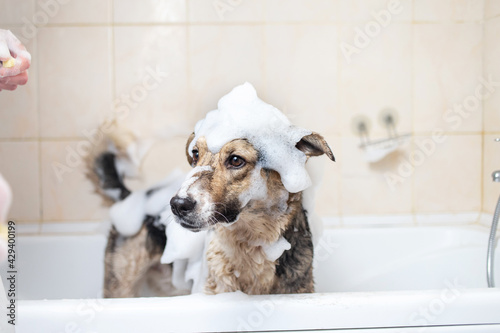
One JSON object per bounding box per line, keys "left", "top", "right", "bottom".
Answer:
{"left": 90, "top": 85, "right": 335, "bottom": 297}
{"left": 87, "top": 125, "right": 190, "bottom": 298}
{"left": 170, "top": 132, "right": 334, "bottom": 295}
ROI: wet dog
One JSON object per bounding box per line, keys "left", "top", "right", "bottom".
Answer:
{"left": 90, "top": 83, "right": 335, "bottom": 297}
{"left": 87, "top": 127, "right": 189, "bottom": 298}
{"left": 170, "top": 131, "right": 334, "bottom": 294}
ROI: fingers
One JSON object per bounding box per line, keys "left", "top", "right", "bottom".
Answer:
{"left": 0, "top": 30, "right": 31, "bottom": 90}
{"left": 0, "top": 44, "right": 9, "bottom": 61}
{"left": 0, "top": 30, "right": 10, "bottom": 60}
{"left": 0, "top": 71, "right": 28, "bottom": 90}
{"left": 5, "top": 30, "right": 25, "bottom": 57}
{"left": 18, "top": 56, "right": 30, "bottom": 72}
{"left": 0, "top": 57, "right": 30, "bottom": 78}
{"left": 0, "top": 82, "right": 17, "bottom": 91}
{"left": 9, "top": 71, "right": 28, "bottom": 85}
{"left": 6, "top": 31, "right": 31, "bottom": 64}
{"left": 0, "top": 30, "right": 31, "bottom": 78}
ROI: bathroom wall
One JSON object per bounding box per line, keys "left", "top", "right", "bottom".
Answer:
{"left": 0, "top": 0, "right": 497, "bottom": 230}
{"left": 483, "top": 0, "right": 500, "bottom": 215}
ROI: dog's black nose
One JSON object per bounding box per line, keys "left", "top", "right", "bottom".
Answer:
{"left": 170, "top": 196, "right": 197, "bottom": 217}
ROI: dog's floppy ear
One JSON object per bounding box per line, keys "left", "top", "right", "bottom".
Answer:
{"left": 186, "top": 132, "right": 196, "bottom": 166}
{"left": 296, "top": 132, "right": 335, "bottom": 162}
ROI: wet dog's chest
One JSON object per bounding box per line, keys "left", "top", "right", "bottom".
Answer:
{"left": 207, "top": 236, "right": 278, "bottom": 294}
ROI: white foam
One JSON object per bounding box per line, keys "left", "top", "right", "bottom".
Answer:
{"left": 109, "top": 191, "right": 146, "bottom": 237}
{"left": 109, "top": 169, "right": 185, "bottom": 237}
{"left": 261, "top": 237, "right": 291, "bottom": 262}
{"left": 188, "top": 82, "right": 312, "bottom": 193}
{"left": 238, "top": 166, "right": 268, "bottom": 208}
{"left": 302, "top": 157, "right": 326, "bottom": 247}
{"left": 145, "top": 169, "right": 185, "bottom": 215}
{"left": 186, "top": 165, "right": 213, "bottom": 179}
{"left": 160, "top": 217, "right": 209, "bottom": 293}
{"left": 177, "top": 177, "right": 199, "bottom": 198}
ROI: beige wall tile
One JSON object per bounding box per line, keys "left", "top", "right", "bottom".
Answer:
{"left": 483, "top": 134, "right": 500, "bottom": 214}
{"left": 263, "top": 25, "right": 339, "bottom": 134}
{"left": 40, "top": 141, "right": 107, "bottom": 221}
{"left": 0, "top": 142, "right": 40, "bottom": 223}
{"left": 126, "top": 137, "right": 192, "bottom": 191}
{"left": 339, "top": 23, "right": 412, "bottom": 138}
{"left": 338, "top": 0, "right": 412, "bottom": 23}
{"left": 314, "top": 134, "right": 341, "bottom": 216}
{"left": 0, "top": 26, "right": 38, "bottom": 139}
{"left": 413, "top": 23, "right": 483, "bottom": 133}
{"left": 414, "top": 135, "right": 481, "bottom": 213}
{"left": 188, "top": 25, "right": 265, "bottom": 121}
{"left": 113, "top": 26, "right": 190, "bottom": 137}
{"left": 114, "top": 0, "right": 186, "bottom": 23}
{"left": 484, "top": 17, "right": 500, "bottom": 132}
{"left": 1, "top": 0, "right": 495, "bottom": 225}
{"left": 38, "top": 27, "right": 112, "bottom": 138}
{"left": 189, "top": 0, "right": 263, "bottom": 22}
{"left": 0, "top": 0, "right": 35, "bottom": 25}
{"left": 339, "top": 136, "right": 413, "bottom": 215}
{"left": 265, "top": 0, "right": 338, "bottom": 22}
{"left": 485, "top": 0, "right": 500, "bottom": 18}
{"left": 35, "top": 0, "right": 111, "bottom": 24}
{"left": 414, "top": 0, "right": 484, "bottom": 21}
{"left": 341, "top": 175, "right": 413, "bottom": 215}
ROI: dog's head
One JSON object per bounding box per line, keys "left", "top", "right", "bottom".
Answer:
{"left": 170, "top": 132, "right": 334, "bottom": 232}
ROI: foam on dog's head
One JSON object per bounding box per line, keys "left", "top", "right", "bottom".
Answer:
{"left": 188, "top": 82, "right": 312, "bottom": 193}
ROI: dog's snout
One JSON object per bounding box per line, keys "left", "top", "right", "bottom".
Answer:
{"left": 170, "top": 196, "right": 197, "bottom": 217}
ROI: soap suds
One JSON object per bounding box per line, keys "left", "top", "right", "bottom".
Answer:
{"left": 109, "top": 169, "right": 185, "bottom": 237}
{"left": 261, "top": 237, "right": 291, "bottom": 262}
{"left": 237, "top": 166, "right": 268, "bottom": 208}
{"left": 188, "top": 82, "right": 312, "bottom": 193}
{"left": 160, "top": 215, "right": 210, "bottom": 293}
{"left": 109, "top": 191, "right": 146, "bottom": 237}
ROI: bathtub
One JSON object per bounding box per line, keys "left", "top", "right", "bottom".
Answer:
{"left": 4, "top": 220, "right": 500, "bottom": 332}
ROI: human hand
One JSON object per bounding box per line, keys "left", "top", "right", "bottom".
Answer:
{"left": 0, "top": 174, "right": 11, "bottom": 263}
{"left": 0, "top": 174, "right": 11, "bottom": 225}
{"left": 0, "top": 30, "right": 31, "bottom": 91}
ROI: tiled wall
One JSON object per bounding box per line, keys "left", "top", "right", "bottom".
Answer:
{"left": 0, "top": 0, "right": 498, "bottom": 229}
{"left": 483, "top": 0, "right": 500, "bottom": 214}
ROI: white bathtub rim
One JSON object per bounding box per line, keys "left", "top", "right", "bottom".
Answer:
{"left": 12, "top": 211, "right": 493, "bottom": 235}
{"left": 18, "top": 288, "right": 500, "bottom": 333}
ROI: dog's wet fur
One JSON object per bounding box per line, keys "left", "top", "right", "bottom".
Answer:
{"left": 88, "top": 140, "right": 188, "bottom": 298}
{"left": 170, "top": 133, "right": 334, "bottom": 294}
{"left": 88, "top": 126, "right": 334, "bottom": 296}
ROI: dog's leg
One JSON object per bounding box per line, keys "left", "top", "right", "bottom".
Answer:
{"left": 103, "top": 226, "right": 155, "bottom": 298}
{"left": 272, "top": 209, "right": 315, "bottom": 294}
{"left": 103, "top": 218, "right": 166, "bottom": 298}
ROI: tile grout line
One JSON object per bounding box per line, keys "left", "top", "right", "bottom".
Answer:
{"left": 480, "top": 5, "right": 486, "bottom": 215}
{"left": 35, "top": 0, "right": 43, "bottom": 235}
{"left": 335, "top": 21, "right": 344, "bottom": 226}
{"left": 110, "top": 0, "right": 116, "bottom": 121}
{"left": 28, "top": 20, "right": 489, "bottom": 29}
{"left": 186, "top": 0, "right": 192, "bottom": 121}
{"left": 410, "top": 1, "right": 417, "bottom": 226}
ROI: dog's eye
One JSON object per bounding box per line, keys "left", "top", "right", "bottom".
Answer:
{"left": 227, "top": 155, "right": 246, "bottom": 169}
{"left": 192, "top": 149, "right": 199, "bottom": 165}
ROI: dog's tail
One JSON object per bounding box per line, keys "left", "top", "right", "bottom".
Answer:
{"left": 85, "top": 122, "right": 150, "bottom": 206}
{"left": 92, "top": 151, "right": 131, "bottom": 203}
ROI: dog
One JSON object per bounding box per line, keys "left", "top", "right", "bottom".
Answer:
{"left": 87, "top": 125, "right": 190, "bottom": 298}
{"left": 90, "top": 83, "right": 335, "bottom": 297}
{"left": 170, "top": 83, "right": 335, "bottom": 295}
